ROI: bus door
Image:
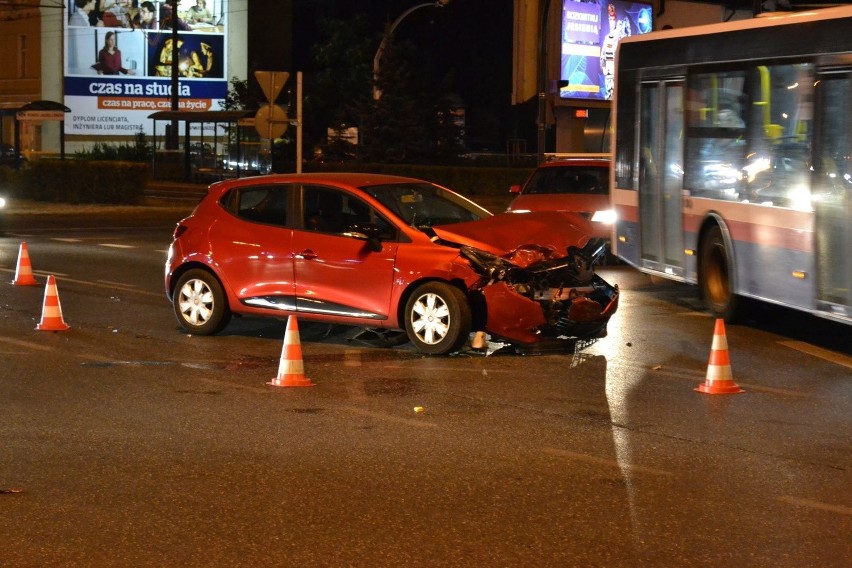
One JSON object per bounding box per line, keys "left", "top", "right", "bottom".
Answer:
{"left": 638, "top": 79, "right": 685, "bottom": 276}
{"left": 814, "top": 69, "right": 852, "bottom": 320}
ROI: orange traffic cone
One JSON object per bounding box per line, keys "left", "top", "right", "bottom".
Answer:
{"left": 35, "top": 275, "right": 70, "bottom": 331}
{"left": 695, "top": 318, "right": 743, "bottom": 394}
{"left": 267, "top": 316, "right": 314, "bottom": 387}
{"left": 12, "top": 242, "right": 38, "bottom": 286}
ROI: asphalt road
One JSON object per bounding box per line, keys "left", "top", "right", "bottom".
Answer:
{"left": 0, "top": 205, "right": 849, "bottom": 567}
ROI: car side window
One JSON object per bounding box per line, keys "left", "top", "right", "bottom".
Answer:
{"left": 302, "top": 185, "right": 396, "bottom": 239}
{"left": 221, "top": 185, "right": 289, "bottom": 226}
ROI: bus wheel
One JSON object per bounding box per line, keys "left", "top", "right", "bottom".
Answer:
{"left": 699, "top": 225, "right": 739, "bottom": 322}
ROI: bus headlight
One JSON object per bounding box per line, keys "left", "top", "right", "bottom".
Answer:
{"left": 591, "top": 209, "right": 616, "bottom": 225}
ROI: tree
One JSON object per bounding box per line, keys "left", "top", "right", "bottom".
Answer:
{"left": 358, "top": 38, "right": 434, "bottom": 163}
{"left": 219, "top": 76, "right": 256, "bottom": 111}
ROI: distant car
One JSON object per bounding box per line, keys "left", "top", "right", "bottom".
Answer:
{"left": 165, "top": 172, "right": 618, "bottom": 355}
{"left": 507, "top": 156, "right": 614, "bottom": 241}
{"left": 0, "top": 144, "right": 27, "bottom": 169}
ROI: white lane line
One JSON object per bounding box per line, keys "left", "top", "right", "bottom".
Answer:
{"left": 612, "top": 361, "right": 810, "bottom": 397}
{"left": 99, "top": 243, "right": 135, "bottom": 249}
{"left": 0, "top": 337, "right": 55, "bottom": 351}
{"left": 0, "top": 268, "right": 69, "bottom": 278}
{"left": 96, "top": 279, "right": 140, "bottom": 289}
{"left": 49, "top": 275, "right": 161, "bottom": 297}
{"left": 53, "top": 238, "right": 82, "bottom": 242}
{"left": 380, "top": 364, "right": 513, "bottom": 373}
{"left": 778, "top": 496, "right": 852, "bottom": 516}
{"left": 778, "top": 340, "right": 852, "bottom": 370}
{"left": 343, "top": 406, "right": 439, "bottom": 429}
{"left": 542, "top": 447, "right": 674, "bottom": 477}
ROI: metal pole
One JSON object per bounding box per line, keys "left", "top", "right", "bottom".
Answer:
{"left": 537, "top": 0, "right": 552, "bottom": 164}
{"left": 169, "top": 0, "right": 179, "bottom": 149}
{"left": 296, "top": 72, "right": 303, "bottom": 174}
{"left": 372, "top": 1, "right": 451, "bottom": 101}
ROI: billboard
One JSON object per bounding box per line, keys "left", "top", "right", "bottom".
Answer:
{"left": 560, "top": 0, "right": 653, "bottom": 101}
{"left": 64, "top": 0, "right": 229, "bottom": 136}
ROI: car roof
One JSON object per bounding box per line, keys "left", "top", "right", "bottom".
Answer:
{"left": 208, "top": 172, "right": 428, "bottom": 193}
{"left": 537, "top": 158, "right": 610, "bottom": 169}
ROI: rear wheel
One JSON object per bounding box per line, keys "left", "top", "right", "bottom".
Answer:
{"left": 173, "top": 269, "right": 231, "bottom": 335}
{"left": 699, "top": 225, "right": 739, "bottom": 322}
{"left": 404, "top": 282, "right": 471, "bottom": 355}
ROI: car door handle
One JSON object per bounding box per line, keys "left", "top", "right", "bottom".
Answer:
{"left": 295, "top": 249, "right": 318, "bottom": 260}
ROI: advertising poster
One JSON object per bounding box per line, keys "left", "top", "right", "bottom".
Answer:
{"left": 64, "top": 0, "right": 228, "bottom": 136}
{"left": 560, "top": 0, "right": 653, "bottom": 101}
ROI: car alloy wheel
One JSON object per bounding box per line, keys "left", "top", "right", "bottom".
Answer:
{"left": 173, "top": 269, "right": 231, "bottom": 335}
{"left": 404, "top": 282, "right": 471, "bottom": 355}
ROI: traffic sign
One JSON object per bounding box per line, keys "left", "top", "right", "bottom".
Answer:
{"left": 255, "top": 103, "right": 288, "bottom": 139}
{"left": 254, "top": 70, "right": 289, "bottom": 103}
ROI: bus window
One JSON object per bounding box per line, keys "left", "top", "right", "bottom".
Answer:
{"left": 742, "top": 64, "right": 814, "bottom": 210}
{"left": 684, "top": 70, "right": 747, "bottom": 201}
{"left": 684, "top": 65, "right": 815, "bottom": 208}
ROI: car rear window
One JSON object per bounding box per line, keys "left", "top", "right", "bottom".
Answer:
{"left": 220, "top": 185, "right": 289, "bottom": 226}
{"left": 523, "top": 166, "right": 609, "bottom": 196}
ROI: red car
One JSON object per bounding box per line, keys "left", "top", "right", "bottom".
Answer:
{"left": 165, "top": 173, "right": 618, "bottom": 355}
{"left": 507, "top": 156, "right": 614, "bottom": 241}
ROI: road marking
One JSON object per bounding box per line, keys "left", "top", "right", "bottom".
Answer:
{"left": 343, "top": 406, "right": 439, "bottom": 429}
{"left": 779, "top": 340, "right": 852, "bottom": 370}
{"left": 734, "top": 382, "right": 809, "bottom": 397}
{"left": 0, "top": 337, "right": 55, "bottom": 351}
{"left": 0, "top": 268, "right": 69, "bottom": 278}
{"left": 96, "top": 279, "right": 140, "bottom": 289}
{"left": 613, "top": 360, "right": 810, "bottom": 397}
{"left": 778, "top": 496, "right": 852, "bottom": 516}
{"left": 542, "top": 447, "right": 674, "bottom": 476}
{"left": 99, "top": 243, "right": 135, "bottom": 249}
{"left": 380, "top": 364, "right": 513, "bottom": 373}
{"left": 53, "top": 238, "right": 82, "bottom": 242}
{"left": 55, "top": 275, "right": 161, "bottom": 297}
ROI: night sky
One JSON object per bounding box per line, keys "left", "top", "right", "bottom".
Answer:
{"left": 290, "top": 0, "right": 523, "bottom": 145}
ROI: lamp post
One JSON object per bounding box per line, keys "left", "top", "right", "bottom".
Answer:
{"left": 537, "top": 0, "right": 552, "bottom": 164}
{"left": 372, "top": 0, "right": 451, "bottom": 101}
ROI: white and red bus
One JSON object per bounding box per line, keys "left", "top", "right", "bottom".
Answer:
{"left": 611, "top": 6, "right": 852, "bottom": 325}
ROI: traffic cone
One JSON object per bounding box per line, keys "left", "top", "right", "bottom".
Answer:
{"left": 12, "top": 242, "right": 38, "bottom": 286}
{"left": 35, "top": 275, "right": 70, "bottom": 332}
{"left": 267, "top": 316, "right": 314, "bottom": 387}
{"left": 695, "top": 318, "right": 744, "bottom": 394}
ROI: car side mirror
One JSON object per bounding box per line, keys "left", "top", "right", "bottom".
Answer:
{"left": 509, "top": 184, "right": 521, "bottom": 195}
{"left": 344, "top": 223, "right": 383, "bottom": 253}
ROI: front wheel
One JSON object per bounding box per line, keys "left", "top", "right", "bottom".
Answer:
{"left": 404, "top": 282, "right": 471, "bottom": 355}
{"left": 172, "top": 269, "right": 231, "bottom": 335}
{"left": 699, "top": 225, "right": 739, "bottom": 322}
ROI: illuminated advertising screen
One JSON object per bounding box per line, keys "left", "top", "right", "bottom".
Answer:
{"left": 560, "top": 0, "right": 653, "bottom": 101}
{"left": 64, "top": 0, "right": 228, "bottom": 136}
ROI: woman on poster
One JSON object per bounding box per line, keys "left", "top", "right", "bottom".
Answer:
{"left": 95, "top": 31, "right": 135, "bottom": 75}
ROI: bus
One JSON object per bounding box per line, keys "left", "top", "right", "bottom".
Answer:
{"left": 611, "top": 6, "right": 852, "bottom": 326}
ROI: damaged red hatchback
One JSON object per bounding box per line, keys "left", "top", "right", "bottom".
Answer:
{"left": 165, "top": 173, "right": 618, "bottom": 355}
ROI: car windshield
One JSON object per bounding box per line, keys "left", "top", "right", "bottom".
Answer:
{"left": 361, "top": 182, "right": 491, "bottom": 227}
{"left": 524, "top": 166, "right": 609, "bottom": 195}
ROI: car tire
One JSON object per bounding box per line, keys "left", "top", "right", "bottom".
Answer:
{"left": 173, "top": 269, "right": 231, "bottom": 335}
{"left": 699, "top": 224, "right": 739, "bottom": 322}
{"left": 404, "top": 282, "right": 471, "bottom": 355}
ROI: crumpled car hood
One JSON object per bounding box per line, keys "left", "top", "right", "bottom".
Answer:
{"left": 431, "top": 211, "right": 594, "bottom": 257}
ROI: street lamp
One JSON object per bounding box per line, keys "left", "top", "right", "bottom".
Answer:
{"left": 372, "top": 0, "right": 451, "bottom": 101}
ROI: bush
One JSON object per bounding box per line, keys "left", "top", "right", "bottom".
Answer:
{"left": 10, "top": 160, "right": 148, "bottom": 204}
{"left": 74, "top": 132, "right": 153, "bottom": 162}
